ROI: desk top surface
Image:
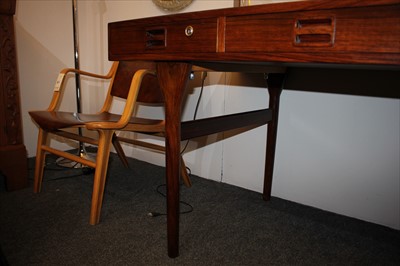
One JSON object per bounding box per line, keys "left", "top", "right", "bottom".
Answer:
{"left": 108, "top": 0, "right": 400, "bottom": 70}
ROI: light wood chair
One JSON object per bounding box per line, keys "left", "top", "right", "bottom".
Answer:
{"left": 29, "top": 61, "right": 191, "bottom": 225}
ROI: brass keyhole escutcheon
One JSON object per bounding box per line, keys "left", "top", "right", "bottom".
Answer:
{"left": 185, "top": 25, "right": 194, "bottom": 36}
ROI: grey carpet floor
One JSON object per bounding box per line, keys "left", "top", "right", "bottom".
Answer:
{"left": 1, "top": 153, "right": 399, "bottom": 265}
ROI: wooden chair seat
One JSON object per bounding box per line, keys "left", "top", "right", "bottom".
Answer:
{"left": 29, "top": 111, "right": 164, "bottom": 132}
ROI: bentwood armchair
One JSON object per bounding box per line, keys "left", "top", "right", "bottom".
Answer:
{"left": 29, "top": 61, "right": 191, "bottom": 225}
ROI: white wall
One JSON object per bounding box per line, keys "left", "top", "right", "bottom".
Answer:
{"left": 15, "top": 0, "right": 399, "bottom": 230}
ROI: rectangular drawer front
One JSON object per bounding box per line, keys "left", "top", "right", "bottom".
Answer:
{"left": 109, "top": 18, "right": 218, "bottom": 57}
{"left": 225, "top": 5, "right": 400, "bottom": 54}
{"left": 161, "top": 19, "right": 218, "bottom": 53}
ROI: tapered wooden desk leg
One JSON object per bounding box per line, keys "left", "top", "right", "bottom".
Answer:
{"left": 156, "top": 62, "right": 192, "bottom": 258}
{"left": 263, "top": 73, "right": 285, "bottom": 201}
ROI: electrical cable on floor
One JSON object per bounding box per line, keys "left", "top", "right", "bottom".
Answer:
{"left": 148, "top": 183, "right": 194, "bottom": 217}
{"left": 28, "top": 157, "right": 94, "bottom": 182}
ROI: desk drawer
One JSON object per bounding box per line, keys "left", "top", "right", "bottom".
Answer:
{"left": 109, "top": 18, "right": 218, "bottom": 57}
{"left": 225, "top": 6, "right": 400, "bottom": 54}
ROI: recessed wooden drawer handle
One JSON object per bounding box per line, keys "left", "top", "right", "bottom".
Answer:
{"left": 185, "top": 25, "right": 194, "bottom": 37}
{"left": 145, "top": 27, "right": 166, "bottom": 49}
{"left": 293, "top": 17, "right": 335, "bottom": 47}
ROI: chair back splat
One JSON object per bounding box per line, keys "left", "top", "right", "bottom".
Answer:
{"left": 111, "top": 61, "right": 164, "bottom": 104}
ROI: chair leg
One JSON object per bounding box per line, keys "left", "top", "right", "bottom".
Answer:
{"left": 89, "top": 130, "right": 114, "bottom": 225}
{"left": 180, "top": 156, "right": 192, "bottom": 188}
{"left": 33, "top": 129, "right": 48, "bottom": 193}
{"left": 112, "top": 133, "right": 129, "bottom": 168}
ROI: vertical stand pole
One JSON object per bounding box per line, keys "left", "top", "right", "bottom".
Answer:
{"left": 72, "top": 0, "right": 86, "bottom": 158}
{"left": 57, "top": 0, "right": 93, "bottom": 168}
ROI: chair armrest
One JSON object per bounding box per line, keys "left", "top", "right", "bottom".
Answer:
{"left": 47, "top": 62, "right": 119, "bottom": 111}
{"left": 59, "top": 66, "right": 116, "bottom": 79}
{"left": 86, "top": 69, "right": 156, "bottom": 130}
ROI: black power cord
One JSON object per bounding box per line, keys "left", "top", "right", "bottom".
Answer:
{"left": 147, "top": 183, "right": 194, "bottom": 217}
{"left": 180, "top": 71, "right": 207, "bottom": 155}
{"left": 148, "top": 72, "right": 208, "bottom": 217}
{"left": 28, "top": 157, "right": 94, "bottom": 182}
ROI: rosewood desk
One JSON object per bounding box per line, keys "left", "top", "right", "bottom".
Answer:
{"left": 108, "top": 0, "right": 400, "bottom": 257}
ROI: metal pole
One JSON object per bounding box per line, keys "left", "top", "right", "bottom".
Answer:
{"left": 72, "top": 0, "right": 85, "bottom": 157}
{"left": 57, "top": 0, "right": 95, "bottom": 168}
